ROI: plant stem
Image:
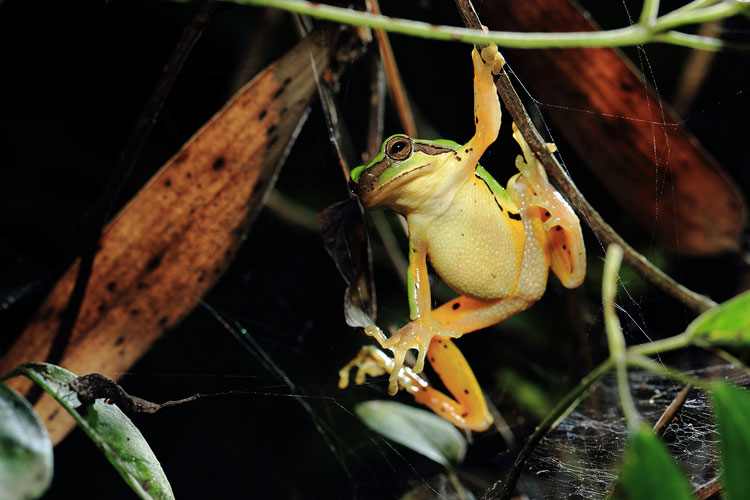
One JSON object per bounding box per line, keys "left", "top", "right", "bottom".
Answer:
{"left": 603, "top": 244, "right": 641, "bottom": 431}
{"left": 228, "top": 0, "right": 748, "bottom": 50}
{"left": 655, "top": 1, "right": 740, "bottom": 31}
{"left": 626, "top": 354, "right": 707, "bottom": 388}
{"left": 640, "top": 0, "right": 661, "bottom": 25}
{"left": 654, "top": 30, "right": 750, "bottom": 51}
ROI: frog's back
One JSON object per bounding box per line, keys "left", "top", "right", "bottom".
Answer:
{"left": 426, "top": 175, "right": 526, "bottom": 301}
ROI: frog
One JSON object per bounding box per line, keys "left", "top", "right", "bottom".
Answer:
{"left": 338, "top": 44, "right": 586, "bottom": 431}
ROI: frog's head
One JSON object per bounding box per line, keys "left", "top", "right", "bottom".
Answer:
{"left": 350, "top": 135, "right": 458, "bottom": 210}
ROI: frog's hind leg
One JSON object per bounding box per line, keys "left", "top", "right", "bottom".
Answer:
{"left": 414, "top": 337, "right": 493, "bottom": 431}
{"left": 510, "top": 123, "right": 586, "bottom": 289}
{"left": 338, "top": 341, "right": 493, "bottom": 431}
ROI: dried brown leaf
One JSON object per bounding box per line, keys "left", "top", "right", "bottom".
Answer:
{"left": 0, "top": 27, "right": 338, "bottom": 445}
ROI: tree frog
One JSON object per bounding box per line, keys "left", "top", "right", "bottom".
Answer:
{"left": 339, "top": 45, "right": 586, "bottom": 431}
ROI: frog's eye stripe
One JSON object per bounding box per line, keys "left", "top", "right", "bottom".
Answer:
{"left": 385, "top": 136, "right": 412, "bottom": 160}
{"left": 414, "top": 143, "right": 455, "bottom": 156}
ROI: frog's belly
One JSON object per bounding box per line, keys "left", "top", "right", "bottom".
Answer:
{"left": 426, "top": 178, "right": 525, "bottom": 301}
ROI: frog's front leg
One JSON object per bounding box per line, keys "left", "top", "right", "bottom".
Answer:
{"left": 363, "top": 240, "right": 461, "bottom": 395}
{"left": 461, "top": 45, "right": 505, "bottom": 171}
{"left": 509, "top": 123, "right": 586, "bottom": 288}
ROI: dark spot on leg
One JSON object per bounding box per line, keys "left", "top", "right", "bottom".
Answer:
{"left": 456, "top": 156, "right": 462, "bottom": 161}
{"left": 267, "top": 135, "right": 279, "bottom": 148}
{"left": 556, "top": 226, "right": 562, "bottom": 231}
{"left": 475, "top": 117, "right": 479, "bottom": 124}
{"left": 115, "top": 336, "right": 125, "bottom": 346}
{"left": 452, "top": 303, "right": 460, "bottom": 310}
{"left": 507, "top": 211, "right": 522, "bottom": 221}
{"left": 461, "top": 411, "right": 468, "bottom": 418}
{"left": 463, "top": 389, "right": 469, "bottom": 394}
{"left": 562, "top": 245, "right": 567, "bottom": 250}
{"left": 97, "top": 302, "right": 107, "bottom": 313}
{"left": 430, "top": 357, "right": 435, "bottom": 363}
{"left": 106, "top": 281, "right": 116, "bottom": 292}
{"left": 436, "top": 339, "right": 442, "bottom": 343}
{"left": 213, "top": 157, "right": 226, "bottom": 170}
{"left": 186, "top": 172, "right": 192, "bottom": 179}
{"left": 443, "top": 343, "right": 448, "bottom": 349}
{"left": 146, "top": 253, "right": 163, "bottom": 271}
{"left": 130, "top": 308, "right": 140, "bottom": 316}
{"left": 164, "top": 179, "right": 172, "bottom": 187}
{"left": 158, "top": 316, "right": 169, "bottom": 327}
{"left": 136, "top": 282, "right": 147, "bottom": 290}
{"left": 48, "top": 409, "right": 59, "bottom": 421}
{"left": 465, "top": 149, "right": 469, "bottom": 153}
{"left": 544, "top": 211, "right": 550, "bottom": 218}
{"left": 280, "top": 106, "right": 288, "bottom": 116}
{"left": 266, "top": 124, "right": 277, "bottom": 136}
{"left": 259, "top": 109, "right": 267, "bottom": 120}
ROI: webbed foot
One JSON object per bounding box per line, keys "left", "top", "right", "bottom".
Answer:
{"left": 363, "top": 319, "right": 460, "bottom": 395}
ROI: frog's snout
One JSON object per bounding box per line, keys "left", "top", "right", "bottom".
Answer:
{"left": 348, "top": 178, "right": 360, "bottom": 195}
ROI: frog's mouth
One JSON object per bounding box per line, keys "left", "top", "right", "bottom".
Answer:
{"left": 357, "top": 164, "right": 432, "bottom": 208}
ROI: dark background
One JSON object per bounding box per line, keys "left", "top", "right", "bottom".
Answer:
{"left": 1, "top": 0, "right": 749, "bottom": 498}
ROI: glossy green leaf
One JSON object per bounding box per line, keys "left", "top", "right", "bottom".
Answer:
{"left": 3, "top": 363, "right": 173, "bottom": 500}
{"left": 613, "top": 426, "right": 693, "bottom": 500}
{"left": 688, "top": 289, "right": 750, "bottom": 345}
{"left": 0, "top": 383, "right": 53, "bottom": 500}
{"left": 355, "top": 400, "right": 466, "bottom": 466}
{"left": 712, "top": 383, "right": 750, "bottom": 500}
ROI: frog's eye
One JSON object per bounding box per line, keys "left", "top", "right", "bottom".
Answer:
{"left": 385, "top": 136, "right": 412, "bottom": 161}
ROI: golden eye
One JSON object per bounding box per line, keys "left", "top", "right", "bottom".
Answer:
{"left": 385, "top": 136, "right": 412, "bottom": 161}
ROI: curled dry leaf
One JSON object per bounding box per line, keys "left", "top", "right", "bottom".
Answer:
{"left": 318, "top": 197, "right": 377, "bottom": 328}
{"left": 0, "top": 26, "right": 339, "bottom": 445}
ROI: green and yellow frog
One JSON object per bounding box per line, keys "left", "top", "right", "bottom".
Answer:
{"left": 339, "top": 45, "right": 586, "bottom": 431}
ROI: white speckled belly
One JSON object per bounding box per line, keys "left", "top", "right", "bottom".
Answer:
{"left": 426, "top": 177, "right": 526, "bottom": 301}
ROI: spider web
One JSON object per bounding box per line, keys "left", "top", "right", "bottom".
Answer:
{"left": 518, "top": 364, "right": 749, "bottom": 499}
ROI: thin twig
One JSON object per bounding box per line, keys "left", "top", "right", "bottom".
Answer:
{"left": 366, "top": 0, "right": 417, "bottom": 137}
{"left": 34, "top": 0, "right": 217, "bottom": 405}
{"left": 694, "top": 476, "right": 722, "bottom": 499}
{"left": 233, "top": 0, "right": 750, "bottom": 51}
{"left": 652, "top": 383, "right": 693, "bottom": 437}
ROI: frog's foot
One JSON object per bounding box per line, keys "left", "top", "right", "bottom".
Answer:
{"left": 480, "top": 43, "right": 506, "bottom": 75}
{"left": 338, "top": 346, "right": 428, "bottom": 395}
{"left": 365, "top": 319, "right": 460, "bottom": 395}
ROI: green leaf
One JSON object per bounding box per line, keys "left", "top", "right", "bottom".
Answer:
{"left": 3, "top": 363, "right": 174, "bottom": 500}
{"left": 355, "top": 400, "right": 466, "bottom": 466}
{"left": 712, "top": 383, "right": 750, "bottom": 500}
{"left": 0, "top": 383, "right": 53, "bottom": 500}
{"left": 613, "top": 426, "right": 693, "bottom": 500}
{"left": 688, "top": 289, "right": 750, "bottom": 345}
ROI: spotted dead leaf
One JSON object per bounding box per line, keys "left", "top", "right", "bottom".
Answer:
{"left": 0, "top": 26, "right": 339, "bottom": 445}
